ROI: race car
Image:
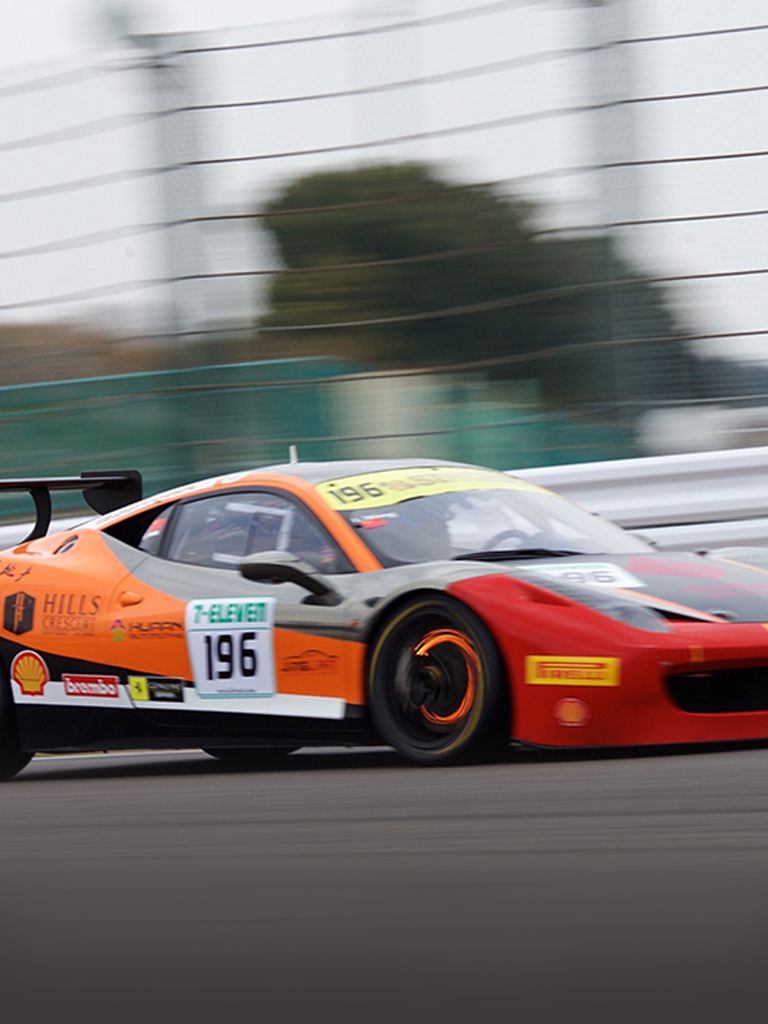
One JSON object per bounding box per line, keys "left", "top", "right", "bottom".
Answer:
{"left": 3, "top": 457, "right": 768, "bottom": 780}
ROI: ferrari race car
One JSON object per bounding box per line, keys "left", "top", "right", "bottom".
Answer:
{"left": 3, "top": 458, "right": 768, "bottom": 780}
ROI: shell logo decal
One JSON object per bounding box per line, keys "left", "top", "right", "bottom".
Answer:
{"left": 554, "top": 697, "right": 591, "bottom": 727}
{"left": 11, "top": 650, "right": 50, "bottom": 697}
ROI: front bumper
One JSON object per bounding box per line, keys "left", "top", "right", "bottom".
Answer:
{"left": 449, "top": 575, "right": 768, "bottom": 748}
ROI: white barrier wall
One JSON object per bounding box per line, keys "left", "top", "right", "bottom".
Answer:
{"left": 0, "top": 517, "right": 87, "bottom": 551}
{"left": 515, "top": 446, "right": 768, "bottom": 527}
{"left": 514, "top": 444, "right": 768, "bottom": 548}
{"left": 514, "top": 447, "right": 768, "bottom": 551}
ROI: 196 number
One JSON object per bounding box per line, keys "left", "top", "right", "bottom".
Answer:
{"left": 203, "top": 632, "right": 258, "bottom": 680}
{"left": 324, "top": 482, "right": 385, "bottom": 504}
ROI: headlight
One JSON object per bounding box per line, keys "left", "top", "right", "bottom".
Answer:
{"left": 520, "top": 571, "right": 671, "bottom": 633}
{"left": 591, "top": 599, "right": 670, "bottom": 633}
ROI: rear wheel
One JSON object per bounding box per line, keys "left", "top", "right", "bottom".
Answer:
{"left": 0, "top": 675, "right": 33, "bottom": 781}
{"left": 203, "top": 747, "right": 299, "bottom": 768}
{"left": 368, "top": 595, "right": 509, "bottom": 765}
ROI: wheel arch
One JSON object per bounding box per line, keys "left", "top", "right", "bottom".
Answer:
{"left": 363, "top": 587, "right": 512, "bottom": 724}
{"left": 364, "top": 587, "right": 455, "bottom": 665}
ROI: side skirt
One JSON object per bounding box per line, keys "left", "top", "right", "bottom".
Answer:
{"left": 17, "top": 704, "right": 373, "bottom": 754}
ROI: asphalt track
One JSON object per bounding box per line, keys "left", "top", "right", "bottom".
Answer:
{"left": 2, "top": 744, "right": 768, "bottom": 1023}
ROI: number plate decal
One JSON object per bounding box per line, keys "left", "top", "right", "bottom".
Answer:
{"left": 185, "top": 597, "right": 276, "bottom": 698}
{"left": 528, "top": 563, "right": 646, "bottom": 589}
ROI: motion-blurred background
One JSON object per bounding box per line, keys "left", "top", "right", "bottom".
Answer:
{"left": 1, "top": 0, "right": 766, "bottom": 502}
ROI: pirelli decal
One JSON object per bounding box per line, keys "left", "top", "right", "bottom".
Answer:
{"left": 525, "top": 655, "right": 621, "bottom": 687}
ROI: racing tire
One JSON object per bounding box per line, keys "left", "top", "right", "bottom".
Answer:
{"left": 202, "top": 747, "right": 299, "bottom": 767}
{"left": 368, "top": 595, "right": 509, "bottom": 766}
{"left": 0, "top": 673, "right": 33, "bottom": 781}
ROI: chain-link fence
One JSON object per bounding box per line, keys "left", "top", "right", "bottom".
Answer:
{"left": 1, "top": 0, "right": 767, "bottom": 512}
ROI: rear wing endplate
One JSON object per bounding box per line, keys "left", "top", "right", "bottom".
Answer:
{"left": 0, "top": 470, "right": 143, "bottom": 543}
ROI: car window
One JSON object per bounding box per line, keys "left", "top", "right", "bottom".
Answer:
{"left": 165, "top": 491, "right": 352, "bottom": 574}
{"left": 138, "top": 509, "right": 172, "bottom": 555}
{"left": 325, "top": 471, "right": 649, "bottom": 566}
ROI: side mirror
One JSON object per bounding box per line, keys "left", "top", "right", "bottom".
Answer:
{"left": 239, "top": 550, "right": 341, "bottom": 606}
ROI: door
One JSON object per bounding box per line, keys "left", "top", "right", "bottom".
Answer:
{"left": 110, "top": 489, "right": 364, "bottom": 726}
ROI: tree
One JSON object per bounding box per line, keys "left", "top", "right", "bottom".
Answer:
{"left": 258, "top": 161, "right": 694, "bottom": 408}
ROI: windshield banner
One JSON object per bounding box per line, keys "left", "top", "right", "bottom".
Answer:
{"left": 317, "top": 467, "right": 549, "bottom": 511}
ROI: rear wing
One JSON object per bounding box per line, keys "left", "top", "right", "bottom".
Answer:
{"left": 0, "top": 470, "right": 143, "bottom": 543}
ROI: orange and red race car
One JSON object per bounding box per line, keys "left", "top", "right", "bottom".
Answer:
{"left": 3, "top": 457, "right": 768, "bottom": 780}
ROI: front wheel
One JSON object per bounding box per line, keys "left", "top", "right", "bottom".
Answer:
{"left": 0, "top": 675, "right": 33, "bottom": 781}
{"left": 368, "top": 596, "right": 509, "bottom": 765}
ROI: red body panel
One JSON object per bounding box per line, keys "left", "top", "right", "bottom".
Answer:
{"left": 449, "top": 574, "right": 768, "bottom": 748}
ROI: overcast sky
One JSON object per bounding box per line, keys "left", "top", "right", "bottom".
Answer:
{"left": 1, "top": 0, "right": 353, "bottom": 67}
{"left": 1, "top": 0, "right": 766, "bottom": 363}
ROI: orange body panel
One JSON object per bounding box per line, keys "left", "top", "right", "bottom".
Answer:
{"left": 2, "top": 532, "right": 192, "bottom": 677}
{"left": 2, "top": 522, "right": 368, "bottom": 704}
{"left": 274, "top": 631, "right": 365, "bottom": 704}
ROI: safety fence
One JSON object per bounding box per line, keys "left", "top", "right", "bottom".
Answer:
{"left": 0, "top": 355, "right": 632, "bottom": 523}
{"left": 1, "top": 1, "right": 768, "bottom": 466}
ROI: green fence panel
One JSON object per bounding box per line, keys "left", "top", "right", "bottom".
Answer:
{"left": 0, "top": 358, "right": 631, "bottom": 522}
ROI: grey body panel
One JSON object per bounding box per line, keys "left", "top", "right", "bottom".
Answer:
{"left": 98, "top": 531, "right": 509, "bottom": 640}
{"left": 101, "top": 531, "right": 768, "bottom": 626}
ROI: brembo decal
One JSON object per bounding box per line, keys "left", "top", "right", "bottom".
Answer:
{"left": 62, "top": 674, "right": 120, "bottom": 699}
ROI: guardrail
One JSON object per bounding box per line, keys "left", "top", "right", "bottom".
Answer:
{"left": 514, "top": 446, "right": 768, "bottom": 551}
{"left": 0, "top": 517, "right": 87, "bottom": 551}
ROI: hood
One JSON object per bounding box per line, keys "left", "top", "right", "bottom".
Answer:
{"left": 506, "top": 551, "right": 768, "bottom": 623}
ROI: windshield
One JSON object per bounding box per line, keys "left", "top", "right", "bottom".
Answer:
{"left": 316, "top": 466, "right": 649, "bottom": 567}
